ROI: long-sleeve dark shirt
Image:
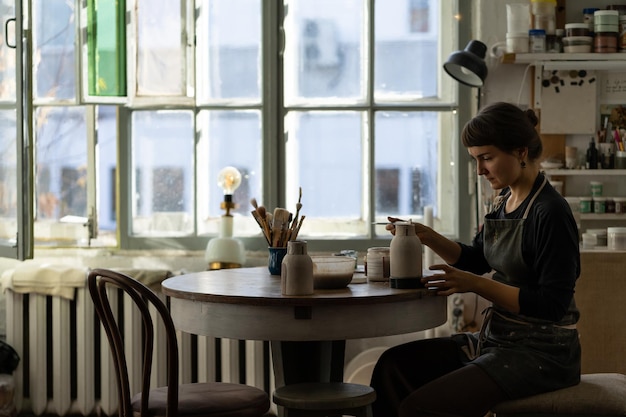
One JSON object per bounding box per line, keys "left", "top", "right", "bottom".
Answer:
{"left": 452, "top": 174, "right": 580, "bottom": 324}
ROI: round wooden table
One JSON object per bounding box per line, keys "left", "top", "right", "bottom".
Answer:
{"left": 162, "top": 267, "right": 447, "bottom": 387}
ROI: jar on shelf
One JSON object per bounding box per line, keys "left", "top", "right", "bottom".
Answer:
{"left": 607, "top": 227, "right": 626, "bottom": 250}
{"left": 529, "top": 29, "right": 547, "bottom": 53}
{"left": 593, "top": 198, "right": 606, "bottom": 214}
{"left": 614, "top": 197, "right": 626, "bottom": 214}
{"left": 579, "top": 196, "right": 593, "bottom": 214}
{"left": 615, "top": 151, "right": 626, "bottom": 169}
{"left": 606, "top": 197, "right": 616, "bottom": 214}
{"left": 531, "top": 0, "right": 556, "bottom": 34}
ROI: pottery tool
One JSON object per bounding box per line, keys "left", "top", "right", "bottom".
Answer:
{"left": 272, "top": 208, "right": 291, "bottom": 247}
{"left": 291, "top": 215, "right": 306, "bottom": 241}
{"left": 287, "top": 187, "right": 303, "bottom": 241}
{"left": 256, "top": 205, "right": 272, "bottom": 244}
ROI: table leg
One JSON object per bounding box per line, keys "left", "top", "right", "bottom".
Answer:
{"left": 270, "top": 340, "right": 346, "bottom": 387}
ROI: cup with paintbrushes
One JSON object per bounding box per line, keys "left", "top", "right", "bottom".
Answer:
{"left": 251, "top": 188, "right": 306, "bottom": 275}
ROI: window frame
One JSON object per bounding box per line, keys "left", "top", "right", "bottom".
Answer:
{"left": 11, "top": 0, "right": 475, "bottom": 258}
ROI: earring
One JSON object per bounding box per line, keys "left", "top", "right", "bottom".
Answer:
{"left": 521, "top": 161, "right": 526, "bottom": 168}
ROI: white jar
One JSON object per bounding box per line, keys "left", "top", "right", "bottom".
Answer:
{"left": 587, "top": 228, "right": 608, "bottom": 247}
{"left": 366, "top": 247, "right": 390, "bottom": 282}
{"left": 608, "top": 227, "right": 626, "bottom": 250}
{"left": 390, "top": 222, "right": 423, "bottom": 289}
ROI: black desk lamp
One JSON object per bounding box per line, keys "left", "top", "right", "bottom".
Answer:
{"left": 443, "top": 40, "right": 488, "bottom": 232}
{"left": 443, "top": 40, "right": 488, "bottom": 88}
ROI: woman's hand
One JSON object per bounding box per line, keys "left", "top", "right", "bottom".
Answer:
{"left": 386, "top": 216, "right": 433, "bottom": 242}
{"left": 422, "top": 264, "right": 478, "bottom": 296}
{"left": 423, "top": 264, "right": 522, "bottom": 314}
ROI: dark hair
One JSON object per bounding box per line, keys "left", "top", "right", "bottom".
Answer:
{"left": 461, "top": 102, "right": 543, "bottom": 161}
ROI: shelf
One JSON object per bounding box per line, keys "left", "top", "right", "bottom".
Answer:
{"left": 543, "top": 169, "right": 626, "bottom": 176}
{"left": 503, "top": 53, "right": 626, "bottom": 69}
{"left": 580, "top": 213, "right": 626, "bottom": 220}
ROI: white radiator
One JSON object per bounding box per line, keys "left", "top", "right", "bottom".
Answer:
{"left": 5, "top": 287, "right": 274, "bottom": 416}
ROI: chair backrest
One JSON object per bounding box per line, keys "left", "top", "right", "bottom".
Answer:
{"left": 88, "top": 268, "right": 179, "bottom": 417}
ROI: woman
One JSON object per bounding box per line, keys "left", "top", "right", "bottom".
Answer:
{"left": 370, "top": 102, "right": 581, "bottom": 417}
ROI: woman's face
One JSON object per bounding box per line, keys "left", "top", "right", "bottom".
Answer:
{"left": 468, "top": 145, "right": 523, "bottom": 190}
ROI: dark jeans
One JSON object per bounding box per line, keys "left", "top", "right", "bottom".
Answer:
{"left": 370, "top": 337, "right": 507, "bottom": 417}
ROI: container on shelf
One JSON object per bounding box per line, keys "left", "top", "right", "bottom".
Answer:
{"left": 587, "top": 228, "right": 608, "bottom": 246}
{"left": 590, "top": 181, "right": 603, "bottom": 197}
{"left": 579, "top": 196, "right": 593, "bottom": 214}
{"left": 614, "top": 197, "right": 626, "bottom": 214}
{"left": 529, "top": 29, "right": 547, "bottom": 53}
{"left": 563, "top": 36, "right": 593, "bottom": 53}
{"left": 615, "top": 151, "right": 626, "bottom": 169}
{"left": 506, "top": 32, "right": 530, "bottom": 53}
{"left": 594, "top": 33, "right": 619, "bottom": 53}
{"left": 583, "top": 8, "right": 599, "bottom": 31}
{"left": 593, "top": 198, "right": 606, "bottom": 214}
{"left": 595, "top": 10, "right": 620, "bottom": 26}
{"left": 607, "top": 227, "right": 626, "bottom": 250}
{"left": 531, "top": 0, "right": 556, "bottom": 34}
{"left": 565, "top": 23, "right": 591, "bottom": 37}
{"left": 507, "top": 3, "right": 530, "bottom": 35}
{"left": 607, "top": 197, "right": 617, "bottom": 214}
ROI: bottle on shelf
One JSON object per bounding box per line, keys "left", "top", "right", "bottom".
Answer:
{"left": 586, "top": 138, "right": 599, "bottom": 170}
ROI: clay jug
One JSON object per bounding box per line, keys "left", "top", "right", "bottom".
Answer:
{"left": 281, "top": 240, "right": 314, "bottom": 295}
{"left": 390, "top": 222, "right": 423, "bottom": 288}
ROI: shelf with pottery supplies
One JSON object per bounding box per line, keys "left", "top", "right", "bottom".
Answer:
{"left": 503, "top": 53, "right": 626, "bottom": 68}
{"left": 543, "top": 169, "right": 626, "bottom": 176}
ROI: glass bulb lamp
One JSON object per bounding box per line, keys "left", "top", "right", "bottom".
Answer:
{"left": 205, "top": 166, "right": 246, "bottom": 270}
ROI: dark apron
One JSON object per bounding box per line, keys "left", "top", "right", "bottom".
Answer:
{"left": 454, "top": 177, "right": 581, "bottom": 399}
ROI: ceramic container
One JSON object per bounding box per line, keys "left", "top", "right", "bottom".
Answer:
{"left": 281, "top": 240, "right": 313, "bottom": 295}
{"left": 389, "top": 222, "right": 423, "bottom": 289}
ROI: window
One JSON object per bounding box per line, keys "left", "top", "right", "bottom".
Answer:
{"left": 3, "top": 0, "right": 471, "bottom": 256}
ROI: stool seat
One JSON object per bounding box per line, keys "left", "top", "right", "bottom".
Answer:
{"left": 492, "top": 373, "right": 626, "bottom": 417}
{"left": 273, "top": 382, "right": 376, "bottom": 417}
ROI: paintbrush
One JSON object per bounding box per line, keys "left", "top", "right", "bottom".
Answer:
{"left": 256, "top": 205, "right": 272, "bottom": 243}
{"left": 291, "top": 215, "right": 306, "bottom": 241}
{"left": 272, "top": 207, "right": 291, "bottom": 247}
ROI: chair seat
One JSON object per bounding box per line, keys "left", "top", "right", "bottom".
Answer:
{"left": 273, "top": 382, "right": 375, "bottom": 415}
{"left": 132, "top": 382, "right": 271, "bottom": 417}
{"left": 492, "top": 373, "right": 626, "bottom": 417}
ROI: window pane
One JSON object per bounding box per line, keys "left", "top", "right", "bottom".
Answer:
{"left": 375, "top": 0, "right": 439, "bottom": 100}
{"left": 375, "top": 110, "right": 457, "bottom": 235}
{"left": 196, "top": 0, "right": 261, "bottom": 103}
{"left": 0, "top": 110, "right": 17, "bottom": 244}
{"left": 33, "top": 0, "right": 76, "bottom": 100}
{"left": 285, "top": 111, "right": 364, "bottom": 237}
{"left": 86, "top": 0, "right": 126, "bottom": 96}
{"left": 131, "top": 110, "right": 194, "bottom": 236}
{"left": 96, "top": 106, "right": 118, "bottom": 243}
{"left": 34, "top": 107, "right": 89, "bottom": 244}
{"left": 136, "top": 0, "right": 185, "bottom": 96}
{"left": 284, "top": 0, "right": 365, "bottom": 104}
{"left": 0, "top": 2, "right": 16, "bottom": 103}
{"left": 197, "top": 110, "right": 262, "bottom": 236}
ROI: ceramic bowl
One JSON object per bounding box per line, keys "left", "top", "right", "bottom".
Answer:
{"left": 311, "top": 256, "right": 355, "bottom": 289}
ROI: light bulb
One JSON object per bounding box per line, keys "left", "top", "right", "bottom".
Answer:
{"left": 217, "top": 166, "right": 242, "bottom": 195}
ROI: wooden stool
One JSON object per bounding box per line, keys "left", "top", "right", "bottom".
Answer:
{"left": 272, "top": 382, "right": 376, "bottom": 417}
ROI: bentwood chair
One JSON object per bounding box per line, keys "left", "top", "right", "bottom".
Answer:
{"left": 88, "top": 268, "right": 271, "bottom": 417}
{"left": 492, "top": 373, "right": 626, "bottom": 417}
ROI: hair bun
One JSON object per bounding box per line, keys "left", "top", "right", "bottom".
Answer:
{"left": 525, "top": 109, "right": 539, "bottom": 127}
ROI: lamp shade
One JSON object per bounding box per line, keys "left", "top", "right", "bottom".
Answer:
{"left": 443, "top": 40, "right": 488, "bottom": 88}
